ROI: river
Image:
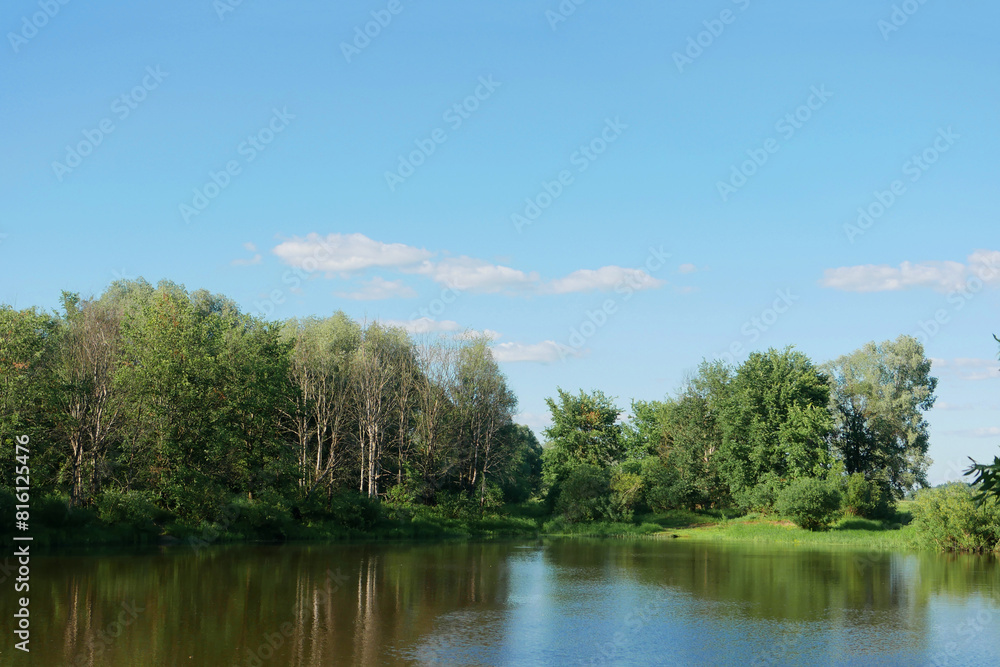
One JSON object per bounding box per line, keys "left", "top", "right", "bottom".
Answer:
{"left": 2, "top": 538, "right": 998, "bottom": 665}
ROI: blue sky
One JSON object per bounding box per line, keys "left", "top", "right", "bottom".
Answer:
{"left": 2, "top": 0, "right": 998, "bottom": 484}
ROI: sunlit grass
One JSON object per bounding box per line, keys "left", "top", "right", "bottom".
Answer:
{"left": 646, "top": 508, "right": 917, "bottom": 550}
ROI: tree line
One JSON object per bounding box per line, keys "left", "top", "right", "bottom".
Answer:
{"left": 3, "top": 277, "right": 998, "bottom": 544}
{"left": 0, "top": 279, "right": 541, "bottom": 529}
{"left": 541, "top": 337, "right": 941, "bottom": 528}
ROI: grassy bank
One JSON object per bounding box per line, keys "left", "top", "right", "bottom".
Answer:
{"left": 3, "top": 494, "right": 922, "bottom": 551}
{"left": 543, "top": 505, "right": 918, "bottom": 550}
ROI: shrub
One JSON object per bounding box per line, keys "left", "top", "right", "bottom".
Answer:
{"left": 735, "top": 472, "right": 786, "bottom": 514}
{"left": 433, "top": 490, "right": 478, "bottom": 519}
{"left": 775, "top": 477, "right": 842, "bottom": 531}
{"left": 608, "top": 464, "right": 644, "bottom": 522}
{"left": 642, "top": 459, "right": 685, "bottom": 512}
{"left": 911, "top": 483, "right": 1000, "bottom": 552}
{"left": 96, "top": 489, "right": 166, "bottom": 533}
{"left": 227, "top": 492, "right": 293, "bottom": 540}
{"left": 328, "top": 491, "right": 382, "bottom": 530}
{"left": 842, "top": 472, "right": 893, "bottom": 520}
{"left": 556, "top": 464, "right": 611, "bottom": 523}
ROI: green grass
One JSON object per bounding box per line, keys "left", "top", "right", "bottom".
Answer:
{"left": 644, "top": 509, "right": 917, "bottom": 549}
{"left": 4, "top": 493, "right": 923, "bottom": 552}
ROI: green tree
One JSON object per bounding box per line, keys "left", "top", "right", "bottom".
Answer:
{"left": 824, "top": 335, "right": 937, "bottom": 498}
{"left": 0, "top": 306, "right": 57, "bottom": 490}
{"left": 719, "top": 347, "right": 833, "bottom": 506}
{"left": 49, "top": 292, "right": 124, "bottom": 506}
{"left": 541, "top": 388, "right": 623, "bottom": 500}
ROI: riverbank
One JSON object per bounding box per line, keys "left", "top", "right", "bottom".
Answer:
{"left": 544, "top": 504, "right": 918, "bottom": 550}
{"left": 1, "top": 497, "right": 919, "bottom": 551}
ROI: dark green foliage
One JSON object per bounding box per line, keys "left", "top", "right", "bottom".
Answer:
{"left": 733, "top": 472, "right": 786, "bottom": 514}
{"left": 966, "top": 455, "right": 1000, "bottom": 504}
{"left": 641, "top": 458, "right": 685, "bottom": 512}
{"left": 719, "top": 348, "right": 833, "bottom": 499}
{"left": 911, "top": 484, "right": 1000, "bottom": 552}
{"left": 500, "top": 424, "right": 543, "bottom": 503}
{"left": 842, "top": 472, "right": 893, "bottom": 520}
{"left": 327, "top": 492, "right": 383, "bottom": 530}
{"left": 0, "top": 279, "right": 529, "bottom": 545}
{"left": 226, "top": 493, "right": 294, "bottom": 541}
{"left": 775, "top": 477, "right": 842, "bottom": 531}
{"left": 95, "top": 489, "right": 168, "bottom": 533}
{"left": 556, "top": 464, "right": 611, "bottom": 523}
{"left": 542, "top": 389, "right": 622, "bottom": 489}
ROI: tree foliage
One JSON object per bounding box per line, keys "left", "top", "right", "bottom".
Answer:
{"left": 0, "top": 280, "right": 537, "bottom": 531}
{"left": 824, "top": 335, "right": 937, "bottom": 498}
{"left": 718, "top": 347, "right": 833, "bottom": 503}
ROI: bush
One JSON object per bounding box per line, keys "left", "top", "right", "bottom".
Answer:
{"left": 227, "top": 492, "right": 293, "bottom": 540}
{"left": 608, "top": 464, "right": 644, "bottom": 522}
{"left": 775, "top": 477, "right": 842, "bottom": 531}
{"left": 911, "top": 483, "right": 1000, "bottom": 552}
{"left": 328, "top": 491, "right": 382, "bottom": 530}
{"left": 96, "top": 489, "right": 166, "bottom": 533}
{"left": 556, "top": 465, "right": 611, "bottom": 523}
{"left": 842, "top": 472, "right": 893, "bottom": 520}
{"left": 432, "top": 490, "right": 478, "bottom": 519}
{"left": 735, "top": 472, "right": 786, "bottom": 514}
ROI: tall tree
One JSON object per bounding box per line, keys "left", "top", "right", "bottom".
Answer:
{"left": 541, "top": 388, "right": 623, "bottom": 497}
{"left": 719, "top": 347, "right": 833, "bottom": 500}
{"left": 824, "top": 335, "right": 937, "bottom": 498}
{"left": 50, "top": 293, "right": 124, "bottom": 506}
{"left": 451, "top": 338, "right": 517, "bottom": 506}
{"left": 0, "top": 306, "right": 56, "bottom": 490}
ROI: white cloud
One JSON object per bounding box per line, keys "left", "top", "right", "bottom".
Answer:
{"left": 413, "top": 256, "right": 538, "bottom": 293}
{"left": 821, "top": 250, "right": 1000, "bottom": 293}
{"left": 271, "top": 233, "right": 671, "bottom": 297}
{"left": 381, "top": 317, "right": 461, "bottom": 334}
{"left": 273, "top": 233, "right": 432, "bottom": 277}
{"left": 543, "top": 266, "right": 665, "bottom": 294}
{"left": 334, "top": 277, "right": 417, "bottom": 301}
{"left": 232, "top": 242, "right": 262, "bottom": 266}
{"left": 491, "top": 340, "right": 582, "bottom": 363}
{"left": 820, "top": 260, "right": 967, "bottom": 293}
{"left": 678, "top": 263, "right": 697, "bottom": 274}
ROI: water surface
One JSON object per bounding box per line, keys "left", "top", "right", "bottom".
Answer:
{"left": 2, "top": 538, "right": 998, "bottom": 665}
